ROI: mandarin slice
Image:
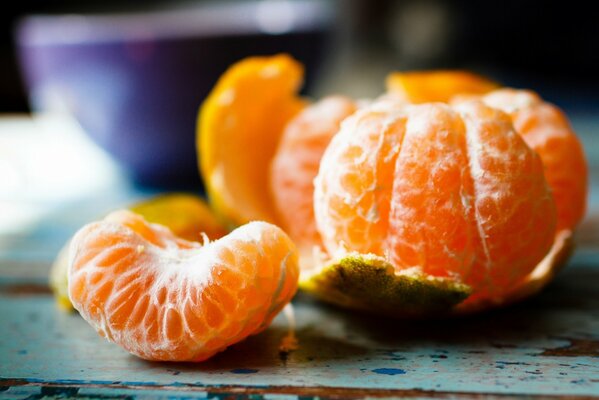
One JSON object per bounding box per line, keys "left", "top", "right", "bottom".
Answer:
{"left": 386, "top": 70, "right": 498, "bottom": 104}
{"left": 313, "top": 101, "right": 556, "bottom": 308}
{"left": 68, "top": 210, "right": 298, "bottom": 361}
{"left": 198, "top": 54, "right": 306, "bottom": 228}
{"left": 51, "top": 194, "right": 227, "bottom": 311}
{"left": 270, "top": 96, "right": 357, "bottom": 266}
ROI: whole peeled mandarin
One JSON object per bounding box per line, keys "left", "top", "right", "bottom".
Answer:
{"left": 314, "top": 101, "right": 556, "bottom": 305}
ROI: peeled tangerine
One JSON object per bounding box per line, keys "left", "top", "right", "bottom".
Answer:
{"left": 309, "top": 100, "right": 559, "bottom": 314}
{"left": 68, "top": 210, "right": 298, "bottom": 361}
{"left": 198, "top": 55, "right": 585, "bottom": 316}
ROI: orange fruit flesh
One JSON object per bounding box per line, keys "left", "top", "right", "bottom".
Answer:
{"left": 198, "top": 54, "right": 306, "bottom": 227}
{"left": 386, "top": 70, "right": 499, "bottom": 103}
{"left": 68, "top": 210, "right": 298, "bottom": 361}
{"left": 314, "top": 101, "right": 556, "bottom": 305}
{"left": 51, "top": 193, "right": 228, "bottom": 312}
{"left": 461, "top": 89, "right": 588, "bottom": 231}
{"left": 270, "top": 96, "right": 357, "bottom": 263}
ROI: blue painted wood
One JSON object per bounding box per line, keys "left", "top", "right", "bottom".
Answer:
{"left": 1, "top": 249, "right": 598, "bottom": 397}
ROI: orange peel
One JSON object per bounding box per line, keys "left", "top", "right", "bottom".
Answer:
{"left": 386, "top": 70, "right": 499, "bottom": 103}
{"left": 198, "top": 54, "right": 306, "bottom": 228}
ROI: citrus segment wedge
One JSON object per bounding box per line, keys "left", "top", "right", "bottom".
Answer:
{"left": 459, "top": 88, "right": 588, "bottom": 232}
{"left": 51, "top": 194, "right": 227, "bottom": 311}
{"left": 68, "top": 210, "right": 298, "bottom": 362}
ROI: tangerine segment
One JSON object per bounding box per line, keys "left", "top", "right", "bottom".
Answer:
{"left": 270, "top": 96, "right": 357, "bottom": 259}
{"left": 68, "top": 210, "right": 299, "bottom": 362}
{"left": 198, "top": 54, "right": 306, "bottom": 228}
{"left": 468, "top": 89, "right": 588, "bottom": 231}
{"left": 313, "top": 108, "right": 408, "bottom": 259}
{"left": 300, "top": 252, "right": 471, "bottom": 317}
{"left": 51, "top": 193, "right": 227, "bottom": 312}
{"left": 314, "top": 101, "right": 556, "bottom": 305}
{"left": 386, "top": 70, "right": 498, "bottom": 104}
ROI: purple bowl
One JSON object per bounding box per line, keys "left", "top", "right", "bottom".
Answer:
{"left": 15, "top": 1, "right": 334, "bottom": 187}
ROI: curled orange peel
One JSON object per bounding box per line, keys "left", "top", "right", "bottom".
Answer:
{"left": 198, "top": 54, "right": 306, "bottom": 228}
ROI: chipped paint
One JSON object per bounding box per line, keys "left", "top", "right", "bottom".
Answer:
{"left": 371, "top": 368, "right": 407, "bottom": 375}
{"left": 230, "top": 369, "right": 259, "bottom": 374}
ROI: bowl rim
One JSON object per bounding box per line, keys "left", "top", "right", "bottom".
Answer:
{"left": 15, "top": 0, "right": 334, "bottom": 46}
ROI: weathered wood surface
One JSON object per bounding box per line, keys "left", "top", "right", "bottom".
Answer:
{"left": 1, "top": 116, "right": 598, "bottom": 399}
{"left": 1, "top": 235, "right": 599, "bottom": 398}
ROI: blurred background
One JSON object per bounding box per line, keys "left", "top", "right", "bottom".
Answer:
{"left": 3, "top": 0, "right": 599, "bottom": 110}
{"left": 1, "top": 0, "right": 598, "bottom": 261}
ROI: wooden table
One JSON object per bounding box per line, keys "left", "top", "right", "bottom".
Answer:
{"left": 1, "top": 115, "right": 598, "bottom": 399}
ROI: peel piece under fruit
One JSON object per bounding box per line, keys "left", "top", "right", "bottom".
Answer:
{"left": 49, "top": 244, "right": 73, "bottom": 310}
{"left": 386, "top": 70, "right": 499, "bottom": 103}
{"left": 299, "top": 231, "right": 572, "bottom": 317}
{"left": 300, "top": 253, "right": 472, "bottom": 317}
{"left": 50, "top": 193, "right": 227, "bottom": 311}
{"left": 198, "top": 54, "right": 306, "bottom": 228}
